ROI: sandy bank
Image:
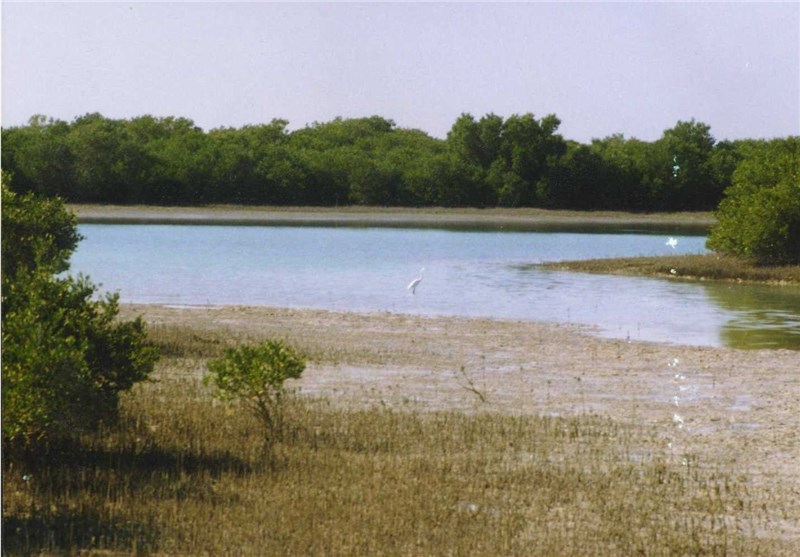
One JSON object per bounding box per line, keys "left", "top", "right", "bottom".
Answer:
{"left": 70, "top": 204, "right": 714, "bottom": 233}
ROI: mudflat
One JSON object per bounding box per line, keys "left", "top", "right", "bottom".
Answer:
{"left": 125, "top": 302, "right": 800, "bottom": 539}
{"left": 70, "top": 204, "right": 714, "bottom": 232}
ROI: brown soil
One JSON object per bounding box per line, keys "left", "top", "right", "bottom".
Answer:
{"left": 124, "top": 302, "right": 800, "bottom": 535}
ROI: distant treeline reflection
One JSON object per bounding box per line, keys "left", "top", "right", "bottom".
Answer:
{"left": 704, "top": 282, "right": 800, "bottom": 350}
{"left": 1, "top": 112, "right": 758, "bottom": 211}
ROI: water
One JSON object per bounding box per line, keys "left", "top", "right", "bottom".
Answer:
{"left": 70, "top": 224, "right": 800, "bottom": 350}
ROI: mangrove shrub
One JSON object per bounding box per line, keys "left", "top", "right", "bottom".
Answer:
{"left": 205, "top": 340, "right": 306, "bottom": 447}
{"left": 1, "top": 183, "right": 158, "bottom": 445}
{"left": 707, "top": 138, "right": 800, "bottom": 265}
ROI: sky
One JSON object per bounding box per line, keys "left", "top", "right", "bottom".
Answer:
{"left": 2, "top": 1, "right": 799, "bottom": 143}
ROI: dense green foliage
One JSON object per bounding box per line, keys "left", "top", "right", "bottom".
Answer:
{"left": 2, "top": 112, "right": 735, "bottom": 210}
{"left": 205, "top": 340, "right": 306, "bottom": 446}
{"left": 1, "top": 184, "right": 158, "bottom": 445}
{"left": 1, "top": 173, "right": 82, "bottom": 276}
{"left": 707, "top": 138, "right": 800, "bottom": 265}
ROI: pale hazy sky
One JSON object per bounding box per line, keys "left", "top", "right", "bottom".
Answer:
{"left": 2, "top": 1, "right": 798, "bottom": 143}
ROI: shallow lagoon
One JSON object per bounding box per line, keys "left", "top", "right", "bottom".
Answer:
{"left": 71, "top": 224, "right": 800, "bottom": 350}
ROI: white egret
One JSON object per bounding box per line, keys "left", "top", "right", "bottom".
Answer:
{"left": 407, "top": 268, "right": 424, "bottom": 295}
{"left": 666, "top": 237, "right": 678, "bottom": 249}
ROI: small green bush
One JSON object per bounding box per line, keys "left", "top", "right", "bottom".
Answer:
{"left": 205, "top": 340, "right": 306, "bottom": 446}
{"left": 707, "top": 138, "right": 800, "bottom": 265}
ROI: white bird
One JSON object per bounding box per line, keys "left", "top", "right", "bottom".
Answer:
{"left": 666, "top": 237, "right": 678, "bottom": 249}
{"left": 407, "top": 267, "right": 424, "bottom": 295}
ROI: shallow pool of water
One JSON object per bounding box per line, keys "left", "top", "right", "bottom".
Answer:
{"left": 70, "top": 224, "right": 800, "bottom": 350}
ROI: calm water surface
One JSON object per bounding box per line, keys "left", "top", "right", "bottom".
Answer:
{"left": 71, "top": 224, "right": 800, "bottom": 350}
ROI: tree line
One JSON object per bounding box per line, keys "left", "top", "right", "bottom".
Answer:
{"left": 1, "top": 112, "right": 749, "bottom": 211}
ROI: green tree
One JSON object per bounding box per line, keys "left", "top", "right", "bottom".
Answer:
{"left": 372, "top": 128, "right": 447, "bottom": 206}
{"left": 447, "top": 113, "right": 483, "bottom": 167}
{"left": 347, "top": 154, "right": 400, "bottom": 206}
{"left": 707, "top": 137, "right": 800, "bottom": 265}
{"left": 1, "top": 116, "right": 75, "bottom": 198}
{"left": 445, "top": 113, "right": 504, "bottom": 205}
{"left": 293, "top": 147, "right": 357, "bottom": 206}
{"left": 494, "top": 113, "right": 567, "bottom": 206}
{"left": 588, "top": 135, "right": 650, "bottom": 210}
{"left": 207, "top": 121, "right": 295, "bottom": 204}
{"left": 541, "top": 143, "right": 611, "bottom": 209}
{"left": 67, "top": 113, "right": 154, "bottom": 203}
{"left": 2, "top": 184, "right": 157, "bottom": 444}
{"left": 708, "top": 140, "right": 743, "bottom": 200}
{"left": 475, "top": 113, "right": 505, "bottom": 170}
{"left": 291, "top": 116, "right": 395, "bottom": 151}
{"left": 488, "top": 160, "right": 528, "bottom": 208}
{"left": 130, "top": 115, "right": 213, "bottom": 203}
{"left": 658, "top": 119, "right": 718, "bottom": 209}
{"left": 206, "top": 127, "right": 262, "bottom": 203}
{"left": 403, "top": 152, "right": 485, "bottom": 207}
{"left": 1, "top": 179, "right": 81, "bottom": 276}
{"left": 205, "top": 340, "right": 306, "bottom": 447}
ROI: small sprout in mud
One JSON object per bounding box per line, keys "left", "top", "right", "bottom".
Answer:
{"left": 205, "top": 339, "right": 306, "bottom": 449}
{"left": 457, "top": 366, "right": 489, "bottom": 403}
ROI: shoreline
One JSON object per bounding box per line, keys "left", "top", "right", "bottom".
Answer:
{"left": 536, "top": 254, "right": 800, "bottom": 286}
{"left": 69, "top": 203, "right": 714, "bottom": 233}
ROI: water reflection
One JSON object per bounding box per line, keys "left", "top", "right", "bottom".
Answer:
{"left": 701, "top": 282, "right": 800, "bottom": 350}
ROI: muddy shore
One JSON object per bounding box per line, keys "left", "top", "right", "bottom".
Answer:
{"left": 70, "top": 204, "right": 714, "bottom": 233}
{"left": 125, "top": 302, "right": 800, "bottom": 538}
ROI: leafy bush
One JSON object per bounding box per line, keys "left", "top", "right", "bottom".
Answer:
{"left": 205, "top": 340, "right": 306, "bottom": 446}
{"left": 707, "top": 138, "right": 800, "bottom": 265}
{"left": 2, "top": 183, "right": 157, "bottom": 444}
{"left": 1, "top": 175, "right": 81, "bottom": 275}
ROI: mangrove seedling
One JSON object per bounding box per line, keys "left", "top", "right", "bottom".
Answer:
{"left": 205, "top": 339, "right": 306, "bottom": 447}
